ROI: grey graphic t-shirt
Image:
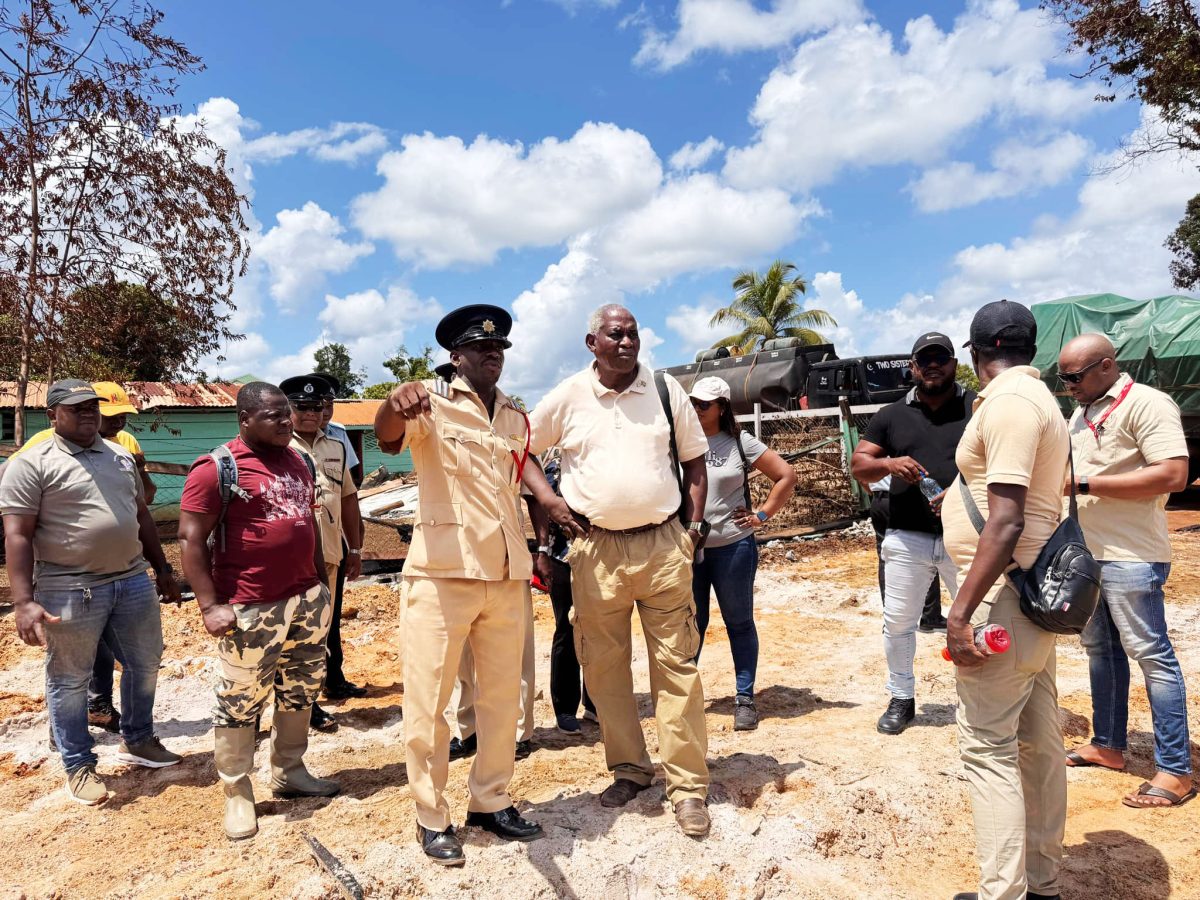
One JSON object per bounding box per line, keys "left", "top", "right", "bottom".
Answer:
{"left": 703, "top": 430, "right": 767, "bottom": 549}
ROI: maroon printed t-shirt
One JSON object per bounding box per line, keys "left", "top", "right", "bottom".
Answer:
{"left": 180, "top": 437, "right": 320, "bottom": 605}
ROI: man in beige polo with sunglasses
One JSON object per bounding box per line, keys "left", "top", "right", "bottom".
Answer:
{"left": 528, "top": 303, "right": 712, "bottom": 837}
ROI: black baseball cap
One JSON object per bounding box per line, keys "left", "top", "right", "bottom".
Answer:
{"left": 46, "top": 379, "right": 101, "bottom": 407}
{"left": 963, "top": 299, "right": 1037, "bottom": 349}
{"left": 911, "top": 332, "right": 954, "bottom": 357}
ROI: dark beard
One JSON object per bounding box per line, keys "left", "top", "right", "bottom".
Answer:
{"left": 919, "top": 377, "right": 955, "bottom": 397}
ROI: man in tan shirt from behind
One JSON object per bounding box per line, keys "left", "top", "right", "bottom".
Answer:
{"left": 1056, "top": 334, "right": 1193, "bottom": 808}
{"left": 941, "top": 300, "right": 1069, "bottom": 900}
{"left": 528, "top": 303, "right": 712, "bottom": 837}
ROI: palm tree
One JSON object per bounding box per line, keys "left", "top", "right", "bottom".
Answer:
{"left": 709, "top": 260, "right": 837, "bottom": 354}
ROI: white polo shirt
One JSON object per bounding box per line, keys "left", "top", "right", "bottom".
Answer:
{"left": 529, "top": 363, "right": 708, "bottom": 530}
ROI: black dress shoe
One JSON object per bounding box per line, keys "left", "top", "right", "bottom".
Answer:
{"left": 310, "top": 703, "right": 339, "bottom": 733}
{"left": 417, "top": 822, "right": 465, "bottom": 866}
{"left": 449, "top": 734, "right": 477, "bottom": 760}
{"left": 465, "top": 806, "right": 544, "bottom": 842}
{"left": 918, "top": 615, "right": 949, "bottom": 633}
{"left": 515, "top": 739, "right": 533, "bottom": 759}
{"left": 877, "top": 697, "right": 915, "bottom": 735}
{"left": 951, "top": 894, "right": 978, "bottom": 900}
{"left": 324, "top": 680, "right": 368, "bottom": 700}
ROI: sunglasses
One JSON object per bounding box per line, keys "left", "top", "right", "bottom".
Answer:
{"left": 292, "top": 402, "right": 324, "bottom": 413}
{"left": 913, "top": 352, "right": 952, "bottom": 368}
{"left": 690, "top": 398, "right": 716, "bottom": 411}
{"left": 1058, "top": 358, "right": 1107, "bottom": 384}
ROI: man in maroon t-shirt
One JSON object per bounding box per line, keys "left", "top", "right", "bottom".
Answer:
{"left": 178, "top": 382, "right": 339, "bottom": 841}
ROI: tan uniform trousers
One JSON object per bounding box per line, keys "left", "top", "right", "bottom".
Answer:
{"left": 402, "top": 574, "right": 525, "bottom": 831}
{"left": 956, "top": 582, "right": 1065, "bottom": 900}
{"left": 569, "top": 519, "right": 709, "bottom": 802}
{"left": 454, "top": 582, "right": 536, "bottom": 743}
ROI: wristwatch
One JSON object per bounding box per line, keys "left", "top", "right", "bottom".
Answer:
{"left": 1078, "top": 475, "right": 1090, "bottom": 495}
{"left": 756, "top": 511, "right": 768, "bottom": 523}
{"left": 686, "top": 521, "right": 705, "bottom": 533}
{"left": 347, "top": 548, "right": 362, "bottom": 556}
{"left": 535, "top": 545, "right": 552, "bottom": 555}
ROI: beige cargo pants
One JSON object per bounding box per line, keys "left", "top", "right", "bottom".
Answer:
{"left": 568, "top": 519, "right": 709, "bottom": 803}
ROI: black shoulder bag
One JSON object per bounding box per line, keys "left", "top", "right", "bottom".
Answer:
{"left": 956, "top": 445, "right": 1101, "bottom": 635}
{"left": 654, "top": 371, "right": 710, "bottom": 543}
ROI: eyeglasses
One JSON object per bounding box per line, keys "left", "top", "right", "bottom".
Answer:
{"left": 292, "top": 402, "right": 323, "bottom": 413}
{"left": 690, "top": 399, "right": 715, "bottom": 411}
{"left": 913, "top": 352, "right": 952, "bottom": 369}
{"left": 1058, "top": 358, "right": 1108, "bottom": 384}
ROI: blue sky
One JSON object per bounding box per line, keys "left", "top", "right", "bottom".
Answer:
{"left": 164, "top": 0, "right": 1198, "bottom": 402}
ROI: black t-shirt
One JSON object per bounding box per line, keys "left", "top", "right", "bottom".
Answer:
{"left": 862, "top": 388, "right": 976, "bottom": 535}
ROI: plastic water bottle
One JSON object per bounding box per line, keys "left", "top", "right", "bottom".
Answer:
{"left": 918, "top": 473, "right": 943, "bottom": 502}
{"left": 941, "top": 624, "right": 1011, "bottom": 661}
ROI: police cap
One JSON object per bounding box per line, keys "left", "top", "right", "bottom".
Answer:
{"left": 279, "top": 374, "right": 335, "bottom": 405}
{"left": 304, "top": 372, "right": 339, "bottom": 398}
{"left": 435, "top": 304, "right": 513, "bottom": 351}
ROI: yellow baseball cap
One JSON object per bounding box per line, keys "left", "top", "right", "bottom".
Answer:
{"left": 92, "top": 382, "right": 138, "bottom": 416}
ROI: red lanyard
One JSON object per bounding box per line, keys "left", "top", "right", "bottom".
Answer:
{"left": 510, "top": 408, "right": 531, "bottom": 484}
{"left": 1082, "top": 379, "right": 1133, "bottom": 442}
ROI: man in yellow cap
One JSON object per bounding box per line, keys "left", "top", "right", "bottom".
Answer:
{"left": 2, "top": 381, "right": 161, "bottom": 733}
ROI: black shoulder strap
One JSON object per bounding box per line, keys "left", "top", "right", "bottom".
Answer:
{"left": 733, "top": 431, "right": 753, "bottom": 509}
{"left": 957, "top": 441, "right": 1079, "bottom": 536}
{"left": 654, "top": 370, "right": 686, "bottom": 514}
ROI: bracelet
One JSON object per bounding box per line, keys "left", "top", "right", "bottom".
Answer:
{"left": 535, "top": 545, "right": 552, "bottom": 555}
{"left": 347, "top": 548, "right": 362, "bottom": 556}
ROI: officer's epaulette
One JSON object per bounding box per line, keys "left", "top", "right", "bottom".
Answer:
{"left": 505, "top": 396, "right": 527, "bottom": 413}
{"left": 427, "top": 378, "right": 451, "bottom": 399}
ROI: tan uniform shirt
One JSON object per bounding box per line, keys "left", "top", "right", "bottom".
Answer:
{"left": 943, "top": 366, "right": 1070, "bottom": 577}
{"left": 1069, "top": 373, "right": 1188, "bottom": 563}
{"left": 528, "top": 363, "right": 708, "bottom": 530}
{"left": 0, "top": 433, "right": 147, "bottom": 589}
{"left": 384, "top": 377, "right": 531, "bottom": 581}
{"left": 291, "top": 429, "right": 356, "bottom": 566}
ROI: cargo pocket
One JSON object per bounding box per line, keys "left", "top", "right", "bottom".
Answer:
{"left": 682, "top": 608, "right": 701, "bottom": 659}
{"left": 572, "top": 618, "right": 589, "bottom": 667}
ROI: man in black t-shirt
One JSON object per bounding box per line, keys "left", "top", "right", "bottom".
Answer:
{"left": 851, "top": 333, "right": 976, "bottom": 736}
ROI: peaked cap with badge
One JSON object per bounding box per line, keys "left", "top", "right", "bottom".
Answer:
{"left": 435, "top": 304, "right": 513, "bottom": 351}
{"left": 280, "top": 374, "right": 336, "bottom": 404}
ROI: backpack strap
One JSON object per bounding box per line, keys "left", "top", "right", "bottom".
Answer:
{"left": 733, "top": 430, "right": 753, "bottom": 510}
{"left": 654, "top": 370, "right": 686, "bottom": 516}
{"left": 208, "top": 443, "right": 247, "bottom": 553}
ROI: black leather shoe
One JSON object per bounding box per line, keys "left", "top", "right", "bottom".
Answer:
{"left": 877, "top": 697, "right": 915, "bottom": 735}
{"left": 417, "top": 822, "right": 465, "bottom": 866}
{"left": 449, "top": 734, "right": 477, "bottom": 760}
{"left": 918, "top": 615, "right": 949, "bottom": 633}
{"left": 324, "top": 680, "right": 368, "bottom": 700}
{"left": 465, "top": 806, "right": 544, "bottom": 842}
{"left": 951, "top": 894, "right": 978, "bottom": 900}
{"left": 310, "top": 703, "right": 339, "bottom": 733}
{"left": 515, "top": 739, "right": 533, "bottom": 759}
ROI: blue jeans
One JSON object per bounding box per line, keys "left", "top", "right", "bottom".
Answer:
{"left": 692, "top": 535, "right": 759, "bottom": 697}
{"left": 88, "top": 636, "right": 116, "bottom": 705}
{"left": 1082, "top": 561, "right": 1192, "bottom": 776}
{"left": 39, "top": 572, "right": 164, "bottom": 772}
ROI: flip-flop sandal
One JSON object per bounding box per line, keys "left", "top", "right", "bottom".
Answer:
{"left": 1122, "top": 782, "right": 1198, "bottom": 809}
{"left": 1065, "top": 750, "right": 1124, "bottom": 771}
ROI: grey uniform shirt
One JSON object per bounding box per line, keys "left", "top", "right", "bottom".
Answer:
{"left": 704, "top": 430, "right": 767, "bottom": 549}
{"left": 0, "top": 433, "right": 147, "bottom": 590}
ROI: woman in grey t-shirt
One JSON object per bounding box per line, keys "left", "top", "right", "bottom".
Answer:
{"left": 688, "top": 377, "right": 797, "bottom": 731}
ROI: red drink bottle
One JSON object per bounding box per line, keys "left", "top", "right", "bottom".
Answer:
{"left": 942, "top": 624, "right": 1010, "bottom": 661}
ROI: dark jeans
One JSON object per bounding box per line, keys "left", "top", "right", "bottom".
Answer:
{"left": 692, "top": 535, "right": 759, "bottom": 698}
{"left": 326, "top": 551, "right": 348, "bottom": 686}
{"left": 87, "top": 635, "right": 117, "bottom": 706}
{"left": 548, "top": 557, "right": 594, "bottom": 718}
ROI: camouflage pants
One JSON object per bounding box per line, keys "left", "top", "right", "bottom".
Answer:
{"left": 212, "top": 582, "right": 332, "bottom": 727}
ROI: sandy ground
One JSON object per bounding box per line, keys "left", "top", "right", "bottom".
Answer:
{"left": 1, "top": 518, "right": 1199, "bottom": 899}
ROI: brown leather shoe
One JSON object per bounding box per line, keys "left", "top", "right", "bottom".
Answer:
{"left": 599, "top": 778, "right": 649, "bottom": 808}
{"left": 674, "top": 798, "right": 710, "bottom": 836}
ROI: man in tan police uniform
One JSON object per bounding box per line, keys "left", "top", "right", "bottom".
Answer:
{"left": 528, "top": 303, "right": 712, "bottom": 837}
{"left": 942, "top": 300, "right": 1069, "bottom": 900}
{"left": 282, "top": 374, "right": 363, "bottom": 733}
{"left": 375, "top": 304, "right": 579, "bottom": 866}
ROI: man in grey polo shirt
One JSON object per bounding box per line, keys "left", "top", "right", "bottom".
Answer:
{"left": 1, "top": 379, "right": 183, "bottom": 806}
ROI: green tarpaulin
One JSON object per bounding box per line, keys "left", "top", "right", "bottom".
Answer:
{"left": 1031, "top": 293, "right": 1200, "bottom": 422}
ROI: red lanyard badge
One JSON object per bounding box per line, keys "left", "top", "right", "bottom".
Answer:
{"left": 510, "top": 408, "right": 531, "bottom": 484}
{"left": 1082, "top": 379, "right": 1133, "bottom": 443}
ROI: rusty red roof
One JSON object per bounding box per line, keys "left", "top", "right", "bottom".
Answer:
{"left": 0, "top": 380, "right": 241, "bottom": 410}
{"left": 331, "top": 399, "right": 383, "bottom": 427}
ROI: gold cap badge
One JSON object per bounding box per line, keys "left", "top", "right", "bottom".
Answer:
{"left": 482, "top": 319, "right": 496, "bottom": 334}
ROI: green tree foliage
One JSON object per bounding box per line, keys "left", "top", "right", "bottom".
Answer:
{"left": 0, "top": 1, "right": 249, "bottom": 441}
{"left": 314, "top": 343, "right": 365, "bottom": 398}
{"left": 361, "top": 381, "right": 398, "bottom": 400}
{"left": 383, "top": 344, "right": 437, "bottom": 382}
{"left": 1042, "top": 1, "right": 1200, "bottom": 288}
{"left": 956, "top": 363, "right": 981, "bottom": 392}
{"left": 710, "top": 261, "right": 837, "bottom": 354}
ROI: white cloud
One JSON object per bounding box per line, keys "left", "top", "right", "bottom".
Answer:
{"left": 350, "top": 123, "right": 663, "bottom": 267}
{"left": 318, "top": 286, "right": 442, "bottom": 341}
{"left": 244, "top": 121, "right": 388, "bottom": 165}
{"left": 668, "top": 136, "right": 726, "bottom": 171}
{"left": 546, "top": 0, "right": 621, "bottom": 11}
{"left": 200, "top": 332, "right": 274, "bottom": 381}
{"left": 255, "top": 202, "right": 374, "bottom": 310}
{"left": 665, "top": 300, "right": 728, "bottom": 356}
{"left": 634, "top": 0, "right": 866, "bottom": 70}
{"left": 590, "top": 173, "right": 815, "bottom": 288}
{"left": 910, "top": 132, "right": 1091, "bottom": 213}
{"left": 724, "top": 1, "right": 1094, "bottom": 192}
